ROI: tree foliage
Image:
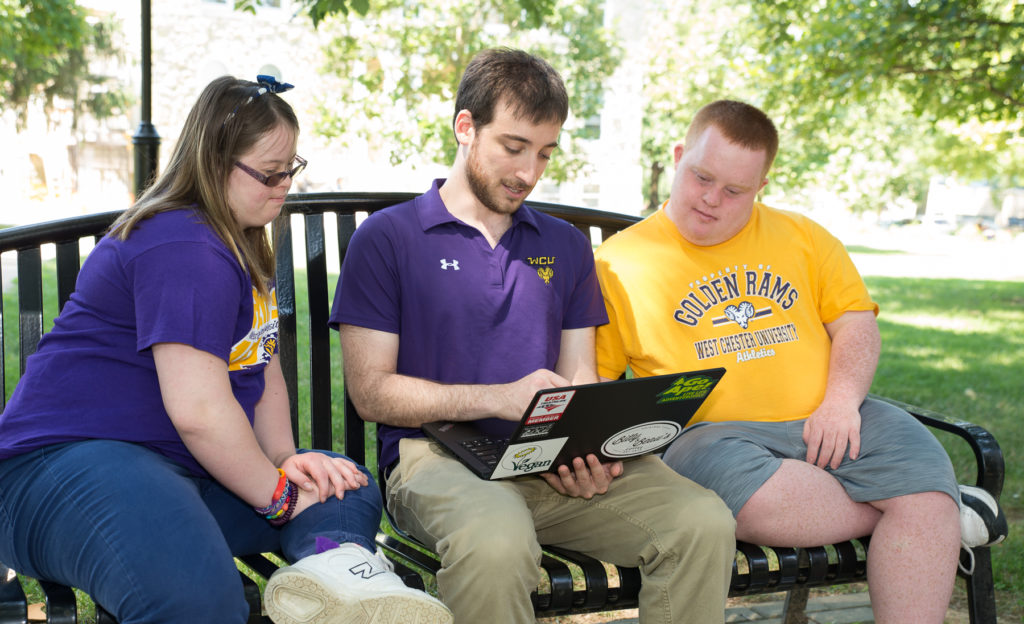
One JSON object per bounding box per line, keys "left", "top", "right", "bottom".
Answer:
{"left": 743, "top": 0, "right": 1024, "bottom": 204}
{"left": 310, "top": 0, "right": 620, "bottom": 181}
{"left": 637, "top": 0, "right": 762, "bottom": 211}
{"left": 238, "top": 0, "right": 558, "bottom": 29}
{"left": 0, "top": 0, "right": 127, "bottom": 128}
{"left": 637, "top": 0, "right": 1023, "bottom": 214}
{"left": 748, "top": 0, "right": 1024, "bottom": 125}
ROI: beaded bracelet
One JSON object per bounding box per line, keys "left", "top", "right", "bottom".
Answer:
{"left": 254, "top": 468, "right": 290, "bottom": 518}
{"left": 268, "top": 484, "right": 297, "bottom": 527}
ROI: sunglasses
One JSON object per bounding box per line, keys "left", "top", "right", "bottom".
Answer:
{"left": 234, "top": 155, "right": 307, "bottom": 187}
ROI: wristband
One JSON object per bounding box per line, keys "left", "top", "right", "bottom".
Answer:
{"left": 268, "top": 484, "right": 298, "bottom": 527}
{"left": 254, "top": 468, "right": 289, "bottom": 516}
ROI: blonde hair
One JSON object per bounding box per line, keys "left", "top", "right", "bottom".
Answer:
{"left": 109, "top": 76, "right": 299, "bottom": 297}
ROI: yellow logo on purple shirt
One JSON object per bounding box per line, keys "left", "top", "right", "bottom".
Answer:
{"left": 229, "top": 288, "right": 278, "bottom": 371}
{"left": 528, "top": 256, "right": 556, "bottom": 285}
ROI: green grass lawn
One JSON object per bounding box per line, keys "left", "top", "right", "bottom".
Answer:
{"left": 3, "top": 261, "right": 1022, "bottom": 621}
{"left": 866, "top": 275, "right": 1024, "bottom": 620}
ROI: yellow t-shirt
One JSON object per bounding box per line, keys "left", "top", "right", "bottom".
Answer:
{"left": 595, "top": 203, "right": 878, "bottom": 423}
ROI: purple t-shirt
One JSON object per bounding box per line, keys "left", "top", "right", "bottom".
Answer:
{"left": 0, "top": 209, "right": 277, "bottom": 476}
{"left": 329, "top": 180, "right": 608, "bottom": 469}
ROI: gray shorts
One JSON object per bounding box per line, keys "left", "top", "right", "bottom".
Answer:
{"left": 661, "top": 397, "right": 959, "bottom": 516}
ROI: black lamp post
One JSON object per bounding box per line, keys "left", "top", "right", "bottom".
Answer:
{"left": 131, "top": 0, "right": 160, "bottom": 197}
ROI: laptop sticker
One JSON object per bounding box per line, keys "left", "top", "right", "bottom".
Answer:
{"left": 490, "top": 438, "right": 568, "bottom": 479}
{"left": 525, "top": 390, "right": 576, "bottom": 425}
{"left": 601, "top": 421, "right": 683, "bottom": 458}
{"left": 519, "top": 424, "right": 555, "bottom": 439}
{"left": 656, "top": 374, "right": 719, "bottom": 404}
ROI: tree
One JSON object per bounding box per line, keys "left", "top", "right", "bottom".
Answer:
{"left": 308, "top": 0, "right": 620, "bottom": 181}
{"left": 0, "top": 0, "right": 127, "bottom": 128}
{"left": 747, "top": 0, "right": 1023, "bottom": 125}
{"left": 743, "top": 0, "right": 1024, "bottom": 204}
{"left": 239, "top": 0, "right": 558, "bottom": 28}
{"left": 636, "top": 0, "right": 764, "bottom": 212}
{"left": 637, "top": 0, "right": 1023, "bottom": 214}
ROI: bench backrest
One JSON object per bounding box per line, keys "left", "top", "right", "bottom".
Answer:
{"left": 0, "top": 193, "right": 640, "bottom": 469}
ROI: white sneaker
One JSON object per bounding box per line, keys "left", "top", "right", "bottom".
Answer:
{"left": 959, "top": 485, "right": 1007, "bottom": 548}
{"left": 264, "top": 543, "right": 453, "bottom": 624}
{"left": 957, "top": 485, "right": 1008, "bottom": 576}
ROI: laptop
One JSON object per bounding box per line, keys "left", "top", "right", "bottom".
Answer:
{"left": 422, "top": 367, "right": 725, "bottom": 480}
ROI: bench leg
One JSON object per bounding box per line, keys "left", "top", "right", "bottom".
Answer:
{"left": 963, "top": 548, "right": 998, "bottom": 624}
{"left": 781, "top": 586, "right": 809, "bottom": 624}
{"left": 0, "top": 564, "right": 27, "bottom": 624}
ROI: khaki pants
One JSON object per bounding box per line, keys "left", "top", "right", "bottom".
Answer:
{"left": 387, "top": 438, "right": 735, "bottom": 624}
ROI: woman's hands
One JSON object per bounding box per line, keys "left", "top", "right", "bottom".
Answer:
{"left": 280, "top": 452, "right": 370, "bottom": 504}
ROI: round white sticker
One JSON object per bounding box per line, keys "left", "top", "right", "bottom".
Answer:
{"left": 601, "top": 421, "right": 683, "bottom": 458}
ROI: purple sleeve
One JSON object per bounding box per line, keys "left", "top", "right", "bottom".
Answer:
{"left": 563, "top": 228, "right": 609, "bottom": 330}
{"left": 130, "top": 241, "right": 245, "bottom": 360}
{"left": 329, "top": 213, "right": 402, "bottom": 333}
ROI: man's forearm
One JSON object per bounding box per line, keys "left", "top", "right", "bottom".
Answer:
{"left": 346, "top": 371, "right": 507, "bottom": 427}
{"left": 822, "top": 312, "right": 880, "bottom": 408}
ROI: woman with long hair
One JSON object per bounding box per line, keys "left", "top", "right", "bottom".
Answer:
{"left": 0, "top": 75, "right": 451, "bottom": 624}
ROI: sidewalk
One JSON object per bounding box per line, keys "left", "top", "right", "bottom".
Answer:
{"left": 545, "top": 592, "right": 876, "bottom": 624}
{"left": 723, "top": 593, "right": 874, "bottom": 623}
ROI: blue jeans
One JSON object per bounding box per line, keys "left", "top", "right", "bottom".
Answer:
{"left": 0, "top": 440, "right": 382, "bottom": 623}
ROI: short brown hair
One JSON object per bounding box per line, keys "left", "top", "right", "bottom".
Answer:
{"left": 685, "top": 100, "right": 778, "bottom": 176}
{"left": 453, "top": 48, "right": 568, "bottom": 132}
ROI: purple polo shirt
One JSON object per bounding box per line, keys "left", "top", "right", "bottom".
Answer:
{"left": 0, "top": 209, "right": 272, "bottom": 476}
{"left": 329, "top": 179, "right": 608, "bottom": 469}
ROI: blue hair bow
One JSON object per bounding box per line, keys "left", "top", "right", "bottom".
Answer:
{"left": 256, "top": 74, "right": 294, "bottom": 95}
{"left": 223, "top": 75, "right": 295, "bottom": 126}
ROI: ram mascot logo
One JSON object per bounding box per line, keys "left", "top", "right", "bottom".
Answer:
{"left": 537, "top": 266, "right": 554, "bottom": 284}
{"left": 723, "top": 301, "right": 756, "bottom": 329}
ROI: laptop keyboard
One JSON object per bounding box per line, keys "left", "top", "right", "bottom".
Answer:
{"left": 460, "top": 436, "right": 504, "bottom": 468}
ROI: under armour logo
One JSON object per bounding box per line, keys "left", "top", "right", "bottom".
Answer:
{"left": 349, "top": 562, "right": 386, "bottom": 579}
{"left": 440, "top": 259, "right": 460, "bottom": 271}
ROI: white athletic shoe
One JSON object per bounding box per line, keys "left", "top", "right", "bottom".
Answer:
{"left": 957, "top": 484, "right": 1008, "bottom": 576}
{"left": 264, "top": 543, "right": 453, "bottom": 624}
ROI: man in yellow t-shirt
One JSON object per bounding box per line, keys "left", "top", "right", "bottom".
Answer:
{"left": 596, "top": 100, "right": 960, "bottom": 623}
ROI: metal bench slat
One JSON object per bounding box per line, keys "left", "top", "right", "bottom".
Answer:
{"left": 54, "top": 240, "right": 81, "bottom": 312}
{"left": 303, "top": 213, "right": 333, "bottom": 451}
{"left": 272, "top": 212, "right": 300, "bottom": 447}
{"left": 737, "top": 541, "right": 772, "bottom": 593}
{"left": 537, "top": 554, "right": 574, "bottom": 614}
{"left": 36, "top": 580, "right": 76, "bottom": 624}
{"left": 16, "top": 249, "right": 43, "bottom": 373}
{"left": 543, "top": 546, "right": 610, "bottom": 611}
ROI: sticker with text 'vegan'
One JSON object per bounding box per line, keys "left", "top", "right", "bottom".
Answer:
{"left": 489, "top": 438, "right": 568, "bottom": 479}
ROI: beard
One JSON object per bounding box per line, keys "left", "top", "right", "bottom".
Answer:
{"left": 465, "top": 148, "right": 531, "bottom": 216}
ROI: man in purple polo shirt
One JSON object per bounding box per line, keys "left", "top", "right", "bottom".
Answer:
{"left": 329, "top": 48, "right": 735, "bottom": 623}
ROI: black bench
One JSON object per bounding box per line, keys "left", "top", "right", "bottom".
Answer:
{"left": 0, "top": 192, "right": 1004, "bottom": 624}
